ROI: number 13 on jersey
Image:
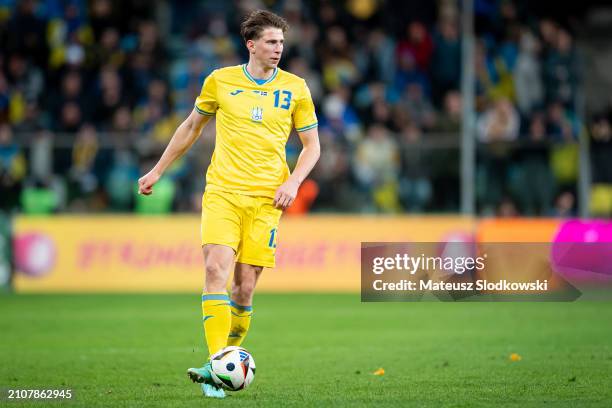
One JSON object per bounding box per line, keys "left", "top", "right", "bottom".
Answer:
{"left": 273, "top": 90, "right": 292, "bottom": 110}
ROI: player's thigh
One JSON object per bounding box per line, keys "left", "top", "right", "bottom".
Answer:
{"left": 203, "top": 244, "right": 236, "bottom": 291}
{"left": 204, "top": 244, "right": 236, "bottom": 272}
{"left": 201, "top": 191, "right": 242, "bottom": 251}
{"left": 237, "top": 197, "right": 282, "bottom": 268}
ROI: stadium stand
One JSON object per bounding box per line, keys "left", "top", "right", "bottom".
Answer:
{"left": 0, "top": 0, "right": 609, "bottom": 216}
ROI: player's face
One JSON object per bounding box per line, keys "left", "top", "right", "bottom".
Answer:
{"left": 249, "top": 27, "right": 284, "bottom": 69}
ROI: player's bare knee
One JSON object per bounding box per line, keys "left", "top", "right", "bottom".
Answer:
{"left": 204, "top": 261, "right": 230, "bottom": 292}
{"left": 232, "top": 279, "right": 256, "bottom": 304}
{"left": 205, "top": 260, "right": 224, "bottom": 276}
{"left": 230, "top": 280, "right": 240, "bottom": 296}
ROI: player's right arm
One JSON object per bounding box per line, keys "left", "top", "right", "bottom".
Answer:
{"left": 138, "top": 109, "right": 211, "bottom": 195}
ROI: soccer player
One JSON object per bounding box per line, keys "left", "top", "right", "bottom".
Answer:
{"left": 137, "top": 10, "right": 320, "bottom": 398}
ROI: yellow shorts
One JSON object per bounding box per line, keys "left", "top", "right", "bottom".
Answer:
{"left": 201, "top": 190, "right": 282, "bottom": 268}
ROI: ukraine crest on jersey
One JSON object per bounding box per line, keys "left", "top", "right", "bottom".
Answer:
{"left": 195, "top": 64, "right": 318, "bottom": 198}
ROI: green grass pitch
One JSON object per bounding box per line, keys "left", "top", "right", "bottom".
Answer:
{"left": 1, "top": 294, "right": 611, "bottom": 407}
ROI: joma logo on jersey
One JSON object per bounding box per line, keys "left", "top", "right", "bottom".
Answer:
{"left": 251, "top": 107, "right": 263, "bottom": 122}
{"left": 230, "top": 89, "right": 243, "bottom": 95}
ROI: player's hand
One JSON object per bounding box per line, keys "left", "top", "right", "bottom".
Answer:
{"left": 138, "top": 170, "right": 161, "bottom": 195}
{"left": 274, "top": 179, "right": 300, "bottom": 210}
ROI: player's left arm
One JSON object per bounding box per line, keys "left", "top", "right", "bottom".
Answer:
{"left": 274, "top": 127, "right": 320, "bottom": 210}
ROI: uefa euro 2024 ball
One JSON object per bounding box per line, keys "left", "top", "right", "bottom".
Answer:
{"left": 210, "top": 346, "right": 256, "bottom": 391}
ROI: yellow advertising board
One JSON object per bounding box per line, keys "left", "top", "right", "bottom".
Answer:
{"left": 476, "top": 218, "right": 562, "bottom": 242}
{"left": 13, "top": 215, "right": 474, "bottom": 292}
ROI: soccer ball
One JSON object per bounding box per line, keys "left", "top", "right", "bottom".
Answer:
{"left": 210, "top": 346, "right": 256, "bottom": 391}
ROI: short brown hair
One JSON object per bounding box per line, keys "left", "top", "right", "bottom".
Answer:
{"left": 240, "top": 10, "right": 289, "bottom": 42}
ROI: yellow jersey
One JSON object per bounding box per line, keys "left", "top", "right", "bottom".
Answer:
{"left": 195, "top": 64, "right": 318, "bottom": 198}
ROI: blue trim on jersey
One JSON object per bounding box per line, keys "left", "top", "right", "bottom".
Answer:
{"left": 230, "top": 301, "right": 253, "bottom": 312}
{"left": 242, "top": 64, "right": 278, "bottom": 85}
{"left": 296, "top": 122, "right": 318, "bottom": 132}
{"left": 195, "top": 105, "right": 215, "bottom": 116}
{"left": 202, "top": 294, "right": 229, "bottom": 302}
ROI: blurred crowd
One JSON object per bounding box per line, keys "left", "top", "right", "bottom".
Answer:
{"left": 0, "top": 0, "right": 609, "bottom": 216}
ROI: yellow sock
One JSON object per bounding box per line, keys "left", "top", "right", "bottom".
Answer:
{"left": 227, "top": 301, "right": 253, "bottom": 347}
{"left": 202, "top": 292, "right": 231, "bottom": 356}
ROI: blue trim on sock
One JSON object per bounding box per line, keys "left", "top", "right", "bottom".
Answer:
{"left": 230, "top": 301, "right": 253, "bottom": 311}
{"left": 202, "top": 294, "right": 229, "bottom": 301}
